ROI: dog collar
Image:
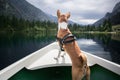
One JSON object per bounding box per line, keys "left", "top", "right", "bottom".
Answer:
{"left": 58, "top": 22, "right": 68, "bottom": 30}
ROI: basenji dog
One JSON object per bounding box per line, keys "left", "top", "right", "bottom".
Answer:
{"left": 56, "top": 10, "right": 90, "bottom": 80}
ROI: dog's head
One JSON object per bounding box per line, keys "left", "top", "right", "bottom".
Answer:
{"left": 57, "top": 10, "right": 70, "bottom": 23}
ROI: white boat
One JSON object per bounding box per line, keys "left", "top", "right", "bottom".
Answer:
{"left": 0, "top": 42, "right": 120, "bottom": 80}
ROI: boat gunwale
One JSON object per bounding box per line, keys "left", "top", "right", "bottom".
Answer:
{"left": 0, "top": 42, "right": 59, "bottom": 80}
{"left": 82, "top": 51, "right": 120, "bottom": 75}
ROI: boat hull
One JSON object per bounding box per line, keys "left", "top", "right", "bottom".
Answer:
{"left": 0, "top": 42, "right": 120, "bottom": 80}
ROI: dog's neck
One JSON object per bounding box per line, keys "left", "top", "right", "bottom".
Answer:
{"left": 58, "top": 22, "right": 68, "bottom": 30}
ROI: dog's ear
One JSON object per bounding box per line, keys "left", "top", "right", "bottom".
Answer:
{"left": 57, "top": 10, "right": 61, "bottom": 18}
{"left": 66, "top": 12, "right": 70, "bottom": 19}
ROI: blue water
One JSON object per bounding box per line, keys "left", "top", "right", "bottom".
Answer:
{"left": 0, "top": 33, "right": 120, "bottom": 70}
{"left": 77, "top": 39, "right": 111, "bottom": 61}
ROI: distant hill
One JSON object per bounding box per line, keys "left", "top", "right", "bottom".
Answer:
{"left": 93, "top": 2, "right": 120, "bottom": 26}
{"left": 0, "top": 0, "right": 51, "bottom": 21}
{"left": 0, "top": 0, "right": 76, "bottom": 24}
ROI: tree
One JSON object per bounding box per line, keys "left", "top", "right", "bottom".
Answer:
{"left": 102, "top": 19, "right": 112, "bottom": 32}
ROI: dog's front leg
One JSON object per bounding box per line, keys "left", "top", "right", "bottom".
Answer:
{"left": 54, "top": 46, "right": 61, "bottom": 60}
{"left": 61, "top": 52, "right": 66, "bottom": 57}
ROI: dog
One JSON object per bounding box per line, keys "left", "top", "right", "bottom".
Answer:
{"left": 56, "top": 10, "right": 90, "bottom": 80}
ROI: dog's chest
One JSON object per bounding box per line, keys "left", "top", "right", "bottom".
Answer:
{"left": 58, "top": 22, "right": 68, "bottom": 30}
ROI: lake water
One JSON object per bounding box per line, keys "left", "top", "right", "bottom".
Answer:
{"left": 0, "top": 32, "right": 120, "bottom": 70}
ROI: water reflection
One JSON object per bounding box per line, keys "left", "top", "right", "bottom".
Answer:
{"left": 77, "top": 39, "right": 112, "bottom": 61}
{"left": 0, "top": 32, "right": 56, "bottom": 70}
{"left": 0, "top": 32, "right": 120, "bottom": 70}
{"left": 75, "top": 33, "right": 120, "bottom": 65}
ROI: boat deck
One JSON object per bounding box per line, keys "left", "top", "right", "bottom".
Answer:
{"left": 27, "top": 50, "right": 72, "bottom": 70}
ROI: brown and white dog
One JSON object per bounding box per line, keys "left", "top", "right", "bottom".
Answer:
{"left": 56, "top": 10, "right": 90, "bottom": 80}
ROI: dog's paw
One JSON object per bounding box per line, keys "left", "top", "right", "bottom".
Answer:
{"left": 61, "top": 55, "right": 64, "bottom": 58}
{"left": 54, "top": 57, "right": 58, "bottom": 60}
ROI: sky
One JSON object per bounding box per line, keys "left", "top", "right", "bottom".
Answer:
{"left": 26, "top": 0, "right": 120, "bottom": 25}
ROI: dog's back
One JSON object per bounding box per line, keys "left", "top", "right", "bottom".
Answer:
{"left": 56, "top": 10, "right": 90, "bottom": 80}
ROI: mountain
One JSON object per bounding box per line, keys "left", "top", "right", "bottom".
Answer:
{"left": 0, "top": 0, "right": 51, "bottom": 21}
{"left": 93, "top": 2, "right": 120, "bottom": 26}
{"left": 47, "top": 14, "right": 58, "bottom": 22}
